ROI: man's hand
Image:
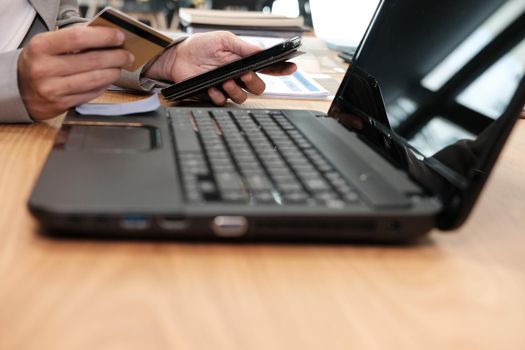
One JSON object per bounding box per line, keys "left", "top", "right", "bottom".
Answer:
{"left": 18, "top": 26, "right": 134, "bottom": 121}
{"left": 145, "top": 31, "right": 297, "bottom": 105}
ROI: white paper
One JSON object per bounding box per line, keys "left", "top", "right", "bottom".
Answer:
{"left": 257, "top": 70, "right": 330, "bottom": 100}
{"left": 75, "top": 93, "right": 161, "bottom": 116}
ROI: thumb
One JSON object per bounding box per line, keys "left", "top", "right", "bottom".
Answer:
{"left": 227, "top": 35, "right": 263, "bottom": 57}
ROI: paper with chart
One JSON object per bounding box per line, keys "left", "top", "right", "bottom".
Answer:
{"left": 256, "top": 70, "right": 330, "bottom": 100}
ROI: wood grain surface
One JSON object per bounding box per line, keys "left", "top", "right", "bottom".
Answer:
{"left": 1, "top": 56, "right": 525, "bottom": 349}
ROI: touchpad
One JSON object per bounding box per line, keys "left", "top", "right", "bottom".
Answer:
{"left": 65, "top": 125, "right": 158, "bottom": 152}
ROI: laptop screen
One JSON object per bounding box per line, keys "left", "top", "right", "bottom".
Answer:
{"left": 328, "top": 0, "right": 525, "bottom": 228}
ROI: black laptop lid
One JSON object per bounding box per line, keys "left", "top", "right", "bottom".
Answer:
{"left": 328, "top": 0, "right": 525, "bottom": 229}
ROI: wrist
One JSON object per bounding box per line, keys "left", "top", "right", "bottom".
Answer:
{"left": 16, "top": 51, "right": 37, "bottom": 121}
{"left": 143, "top": 39, "right": 184, "bottom": 82}
{"left": 162, "top": 44, "right": 179, "bottom": 80}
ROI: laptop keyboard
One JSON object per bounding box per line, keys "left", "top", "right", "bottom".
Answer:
{"left": 168, "top": 108, "right": 360, "bottom": 208}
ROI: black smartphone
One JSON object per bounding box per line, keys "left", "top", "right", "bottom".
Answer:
{"left": 337, "top": 50, "right": 354, "bottom": 63}
{"left": 161, "top": 36, "right": 302, "bottom": 102}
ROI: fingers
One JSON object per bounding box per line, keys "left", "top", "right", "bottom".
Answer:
{"left": 46, "top": 49, "right": 134, "bottom": 77}
{"left": 222, "top": 80, "right": 248, "bottom": 104}
{"left": 240, "top": 72, "right": 265, "bottom": 96}
{"left": 28, "top": 26, "right": 125, "bottom": 55}
{"left": 208, "top": 84, "right": 247, "bottom": 106}
{"left": 260, "top": 62, "right": 297, "bottom": 76}
{"left": 43, "top": 68, "right": 123, "bottom": 97}
{"left": 207, "top": 72, "right": 267, "bottom": 105}
{"left": 61, "top": 87, "right": 109, "bottom": 110}
{"left": 21, "top": 67, "right": 122, "bottom": 121}
{"left": 28, "top": 87, "right": 108, "bottom": 121}
{"left": 208, "top": 87, "right": 227, "bottom": 106}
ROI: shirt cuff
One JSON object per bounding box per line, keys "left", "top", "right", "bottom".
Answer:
{"left": 0, "top": 49, "right": 33, "bottom": 123}
{"left": 114, "top": 34, "right": 188, "bottom": 92}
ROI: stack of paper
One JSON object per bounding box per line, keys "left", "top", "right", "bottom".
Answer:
{"left": 179, "top": 8, "right": 304, "bottom": 27}
{"left": 76, "top": 94, "right": 160, "bottom": 116}
{"left": 178, "top": 8, "right": 306, "bottom": 38}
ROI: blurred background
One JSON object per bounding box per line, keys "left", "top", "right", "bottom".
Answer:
{"left": 79, "top": 0, "right": 314, "bottom": 29}
{"left": 79, "top": 0, "right": 381, "bottom": 51}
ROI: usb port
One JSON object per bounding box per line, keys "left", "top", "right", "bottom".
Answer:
{"left": 120, "top": 215, "right": 150, "bottom": 230}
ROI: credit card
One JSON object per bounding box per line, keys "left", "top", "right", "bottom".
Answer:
{"left": 88, "top": 7, "right": 174, "bottom": 72}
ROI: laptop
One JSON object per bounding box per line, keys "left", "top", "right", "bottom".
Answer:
{"left": 28, "top": 0, "right": 525, "bottom": 241}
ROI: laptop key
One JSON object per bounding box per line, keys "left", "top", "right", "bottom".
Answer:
{"left": 246, "top": 174, "right": 272, "bottom": 191}
{"left": 222, "top": 191, "right": 249, "bottom": 202}
{"left": 277, "top": 182, "right": 303, "bottom": 192}
{"left": 186, "top": 191, "right": 202, "bottom": 202}
{"left": 325, "top": 199, "right": 346, "bottom": 209}
{"left": 216, "top": 173, "right": 245, "bottom": 192}
{"left": 344, "top": 191, "right": 360, "bottom": 203}
{"left": 283, "top": 191, "right": 309, "bottom": 204}
{"left": 304, "top": 178, "right": 330, "bottom": 192}
{"left": 199, "top": 179, "right": 217, "bottom": 194}
{"left": 254, "top": 190, "right": 276, "bottom": 204}
{"left": 171, "top": 112, "right": 202, "bottom": 144}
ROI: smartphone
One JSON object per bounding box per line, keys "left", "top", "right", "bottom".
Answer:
{"left": 161, "top": 36, "right": 303, "bottom": 102}
{"left": 338, "top": 50, "right": 354, "bottom": 63}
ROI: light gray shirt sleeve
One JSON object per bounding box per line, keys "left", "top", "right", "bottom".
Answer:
{"left": 115, "top": 35, "right": 188, "bottom": 92}
{"left": 0, "top": 49, "right": 33, "bottom": 123}
{"left": 56, "top": 0, "right": 87, "bottom": 27}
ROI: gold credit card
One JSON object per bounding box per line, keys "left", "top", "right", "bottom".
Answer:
{"left": 88, "top": 7, "right": 174, "bottom": 72}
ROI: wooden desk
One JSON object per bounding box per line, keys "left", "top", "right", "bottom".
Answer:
{"left": 1, "top": 76, "right": 525, "bottom": 349}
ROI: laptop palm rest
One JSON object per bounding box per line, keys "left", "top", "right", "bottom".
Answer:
{"left": 285, "top": 110, "right": 414, "bottom": 209}
{"left": 64, "top": 124, "right": 157, "bottom": 152}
